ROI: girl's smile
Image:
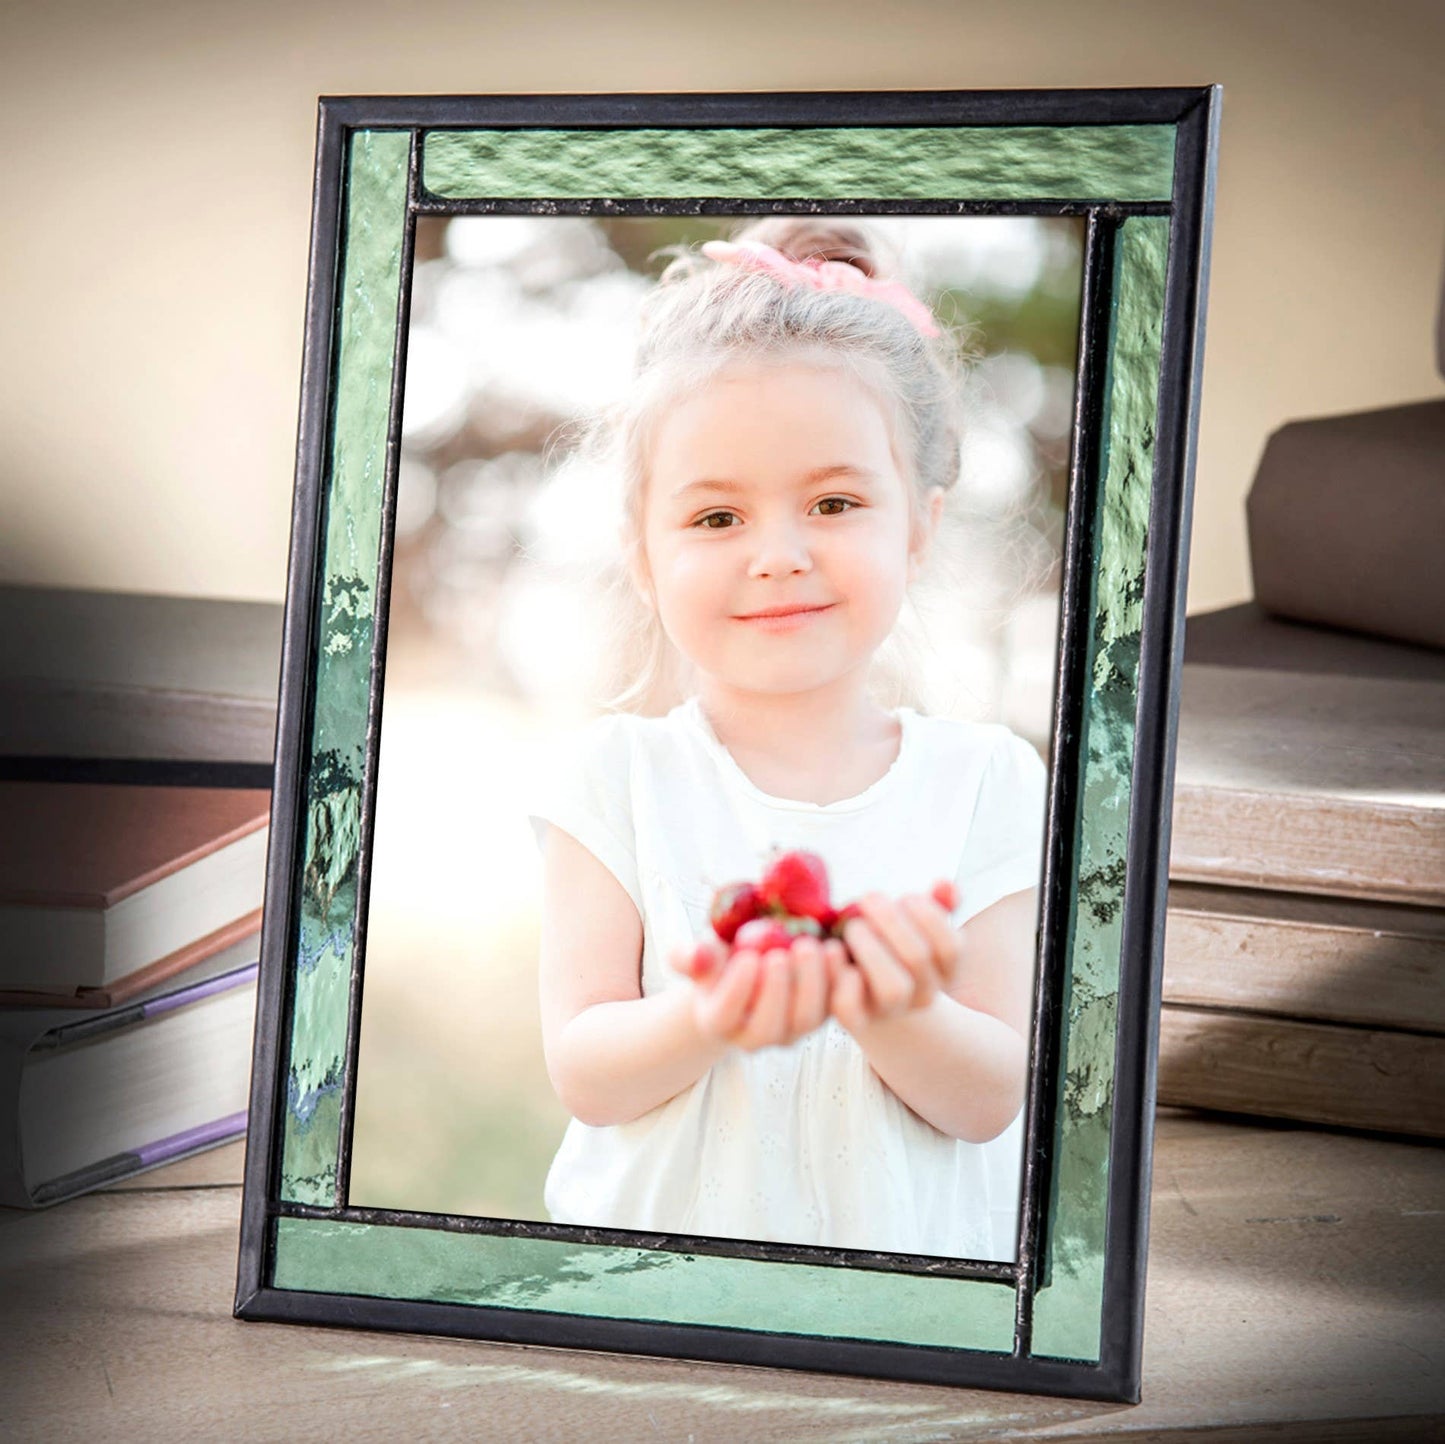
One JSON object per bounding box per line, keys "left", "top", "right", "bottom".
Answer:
{"left": 734, "top": 602, "right": 838, "bottom": 631}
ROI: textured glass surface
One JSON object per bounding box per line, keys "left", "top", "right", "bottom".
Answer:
{"left": 423, "top": 126, "right": 1175, "bottom": 204}
{"left": 1030, "top": 217, "right": 1169, "bottom": 1361}
{"left": 279, "top": 130, "right": 411, "bottom": 1205}
{"left": 272, "top": 1217, "right": 1017, "bottom": 1352}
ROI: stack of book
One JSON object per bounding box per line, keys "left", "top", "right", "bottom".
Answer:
{"left": 1160, "top": 602, "right": 1445, "bottom": 1138}
{"left": 0, "top": 583, "right": 280, "bottom": 777}
{"left": 0, "top": 584, "right": 281, "bottom": 1206}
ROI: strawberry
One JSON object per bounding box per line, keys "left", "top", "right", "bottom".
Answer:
{"left": 709, "top": 880, "right": 767, "bottom": 944}
{"left": 731, "top": 917, "right": 797, "bottom": 955}
{"left": 759, "top": 849, "right": 833, "bottom": 922}
{"left": 828, "top": 900, "right": 865, "bottom": 937}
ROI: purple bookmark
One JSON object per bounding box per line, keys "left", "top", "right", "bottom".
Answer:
{"left": 135, "top": 1111, "right": 249, "bottom": 1167}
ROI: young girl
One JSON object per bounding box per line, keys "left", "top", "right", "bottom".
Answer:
{"left": 527, "top": 217, "right": 1048, "bottom": 1262}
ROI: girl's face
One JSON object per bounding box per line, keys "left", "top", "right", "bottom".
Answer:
{"left": 636, "top": 361, "right": 941, "bottom": 699}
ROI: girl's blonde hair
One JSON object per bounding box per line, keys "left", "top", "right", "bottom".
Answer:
{"left": 558, "top": 216, "right": 974, "bottom": 717}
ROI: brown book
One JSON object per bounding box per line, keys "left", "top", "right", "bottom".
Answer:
{"left": 1183, "top": 600, "right": 1445, "bottom": 683}
{"left": 1165, "top": 883, "right": 1445, "bottom": 1035}
{"left": 1157, "top": 1004, "right": 1445, "bottom": 1139}
{"left": 1246, "top": 399, "right": 1445, "bottom": 651}
{"left": 0, "top": 783, "right": 271, "bottom": 992}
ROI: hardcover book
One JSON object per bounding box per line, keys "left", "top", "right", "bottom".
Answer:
{"left": 0, "top": 931, "right": 259, "bottom": 1207}
{"left": 0, "top": 783, "right": 271, "bottom": 992}
{"left": 0, "top": 584, "right": 281, "bottom": 766}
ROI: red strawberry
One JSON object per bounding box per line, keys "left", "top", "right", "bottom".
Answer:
{"left": 759, "top": 849, "right": 832, "bottom": 922}
{"left": 731, "top": 917, "right": 797, "bottom": 955}
{"left": 709, "top": 880, "right": 766, "bottom": 944}
{"left": 933, "top": 879, "right": 958, "bottom": 913}
{"left": 828, "top": 900, "right": 865, "bottom": 937}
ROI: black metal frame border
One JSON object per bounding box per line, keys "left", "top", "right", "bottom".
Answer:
{"left": 235, "top": 85, "right": 1220, "bottom": 1407}
{"left": 1096, "top": 90, "right": 1221, "bottom": 1383}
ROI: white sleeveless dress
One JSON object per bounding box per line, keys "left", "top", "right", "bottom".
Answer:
{"left": 527, "top": 695, "right": 1048, "bottom": 1261}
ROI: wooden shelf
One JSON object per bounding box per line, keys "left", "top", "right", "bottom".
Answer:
{"left": 1, "top": 1114, "right": 1441, "bottom": 1439}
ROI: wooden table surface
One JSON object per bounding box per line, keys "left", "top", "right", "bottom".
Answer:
{"left": 1, "top": 1110, "right": 1442, "bottom": 1441}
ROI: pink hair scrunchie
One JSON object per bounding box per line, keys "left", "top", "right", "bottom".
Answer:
{"left": 700, "top": 238, "right": 942, "bottom": 339}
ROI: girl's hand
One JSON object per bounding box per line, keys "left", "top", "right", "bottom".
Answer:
{"left": 825, "top": 880, "right": 962, "bottom": 1035}
{"left": 668, "top": 935, "right": 835, "bottom": 1052}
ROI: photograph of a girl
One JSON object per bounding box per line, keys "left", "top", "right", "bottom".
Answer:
{"left": 528, "top": 218, "right": 1049, "bottom": 1262}
{"left": 346, "top": 211, "right": 1076, "bottom": 1266}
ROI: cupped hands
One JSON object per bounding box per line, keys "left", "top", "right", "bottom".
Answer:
{"left": 826, "top": 880, "right": 961, "bottom": 1035}
{"left": 668, "top": 879, "right": 960, "bottom": 1051}
{"left": 667, "top": 931, "right": 839, "bottom": 1052}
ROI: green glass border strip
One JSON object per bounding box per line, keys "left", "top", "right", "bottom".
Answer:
{"left": 272, "top": 1217, "right": 1017, "bottom": 1352}
{"left": 422, "top": 126, "right": 1175, "bottom": 203}
{"left": 279, "top": 129, "right": 411, "bottom": 1205}
{"left": 1030, "top": 216, "right": 1170, "bottom": 1361}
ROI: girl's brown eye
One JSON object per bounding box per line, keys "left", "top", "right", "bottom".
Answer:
{"left": 697, "top": 511, "right": 735, "bottom": 529}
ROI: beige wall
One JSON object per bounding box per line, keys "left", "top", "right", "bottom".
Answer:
{"left": 2, "top": 0, "right": 1441, "bottom": 611}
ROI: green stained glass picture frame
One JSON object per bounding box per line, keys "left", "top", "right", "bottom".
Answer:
{"left": 236, "top": 88, "right": 1219, "bottom": 1403}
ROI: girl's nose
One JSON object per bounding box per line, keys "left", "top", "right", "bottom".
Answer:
{"left": 746, "top": 523, "right": 813, "bottom": 579}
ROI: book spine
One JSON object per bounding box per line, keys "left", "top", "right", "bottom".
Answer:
{"left": 0, "top": 1026, "right": 28, "bottom": 1207}
{"left": 28, "top": 1111, "right": 248, "bottom": 1207}
{"left": 1163, "top": 904, "right": 1445, "bottom": 1034}
{"left": 38, "top": 964, "right": 260, "bottom": 1050}
{"left": 1171, "top": 785, "right": 1445, "bottom": 907}
{"left": 134, "top": 1111, "right": 248, "bottom": 1166}
{"left": 1157, "top": 1005, "right": 1445, "bottom": 1138}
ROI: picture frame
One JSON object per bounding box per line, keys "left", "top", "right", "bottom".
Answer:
{"left": 234, "top": 86, "right": 1219, "bottom": 1403}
